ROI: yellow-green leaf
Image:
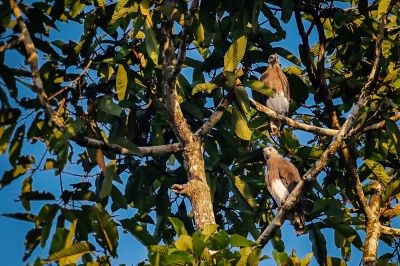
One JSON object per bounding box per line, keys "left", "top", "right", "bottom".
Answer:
{"left": 192, "top": 82, "right": 219, "bottom": 95}
{"left": 47, "top": 242, "right": 95, "bottom": 262}
{"left": 364, "top": 159, "right": 391, "bottom": 185}
{"left": 144, "top": 19, "right": 159, "bottom": 64}
{"left": 377, "top": 0, "right": 390, "bottom": 20}
{"left": 99, "top": 160, "right": 116, "bottom": 199}
{"left": 232, "top": 105, "right": 252, "bottom": 141}
{"left": 175, "top": 235, "right": 193, "bottom": 252}
{"left": 116, "top": 64, "right": 128, "bottom": 101}
{"left": 224, "top": 35, "right": 247, "bottom": 72}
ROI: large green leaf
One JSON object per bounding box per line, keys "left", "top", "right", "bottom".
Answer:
{"left": 309, "top": 224, "right": 327, "bottom": 265}
{"left": 244, "top": 79, "right": 273, "bottom": 97}
{"left": 229, "top": 234, "right": 255, "bottom": 247}
{"left": 224, "top": 35, "right": 247, "bottom": 72}
{"left": 99, "top": 160, "right": 116, "bottom": 199}
{"left": 169, "top": 217, "right": 188, "bottom": 236}
{"left": 120, "top": 218, "right": 155, "bottom": 246}
{"left": 116, "top": 64, "right": 128, "bottom": 101}
{"left": 192, "top": 82, "right": 219, "bottom": 95}
{"left": 219, "top": 163, "right": 256, "bottom": 208}
{"left": 47, "top": 242, "right": 95, "bottom": 262}
{"left": 364, "top": 159, "right": 391, "bottom": 185}
{"left": 144, "top": 19, "right": 159, "bottom": 64}
{"left": 88, "top": 206, "right": 119, "bottom": 257}
{"left": 231, "top": 106, "right": 252, "bottom": 140}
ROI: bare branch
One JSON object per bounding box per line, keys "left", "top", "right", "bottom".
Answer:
{"left": 174, "top": 0, "right": 200, "bottom": 78}
{"left": 250, "top": 98, "right": 338, "bottom": 136}
{"left": 0, "top": 36, "right": 23, "bottom": 52}
{"left": 195, "top": 97, "right": 230, "bottom": 137}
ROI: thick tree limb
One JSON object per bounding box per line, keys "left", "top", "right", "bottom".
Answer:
{"left": 256, "top": 6, "right": 389, "bottom": 247}
{"left": 363, "top": 182, "right": 383, "bottom": 265}
{"left": 160, "top": 0, "right": 215, "bottom": 228}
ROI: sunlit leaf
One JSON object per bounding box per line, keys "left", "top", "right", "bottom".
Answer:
{"left": 116, "top": 64, "right": 128, "bottom": 101}
{"left": 224, "top": 35, "right": 247, "bottom": 72}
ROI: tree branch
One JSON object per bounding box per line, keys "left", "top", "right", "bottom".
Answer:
{"left": 195, "top": 97, "right": 230, "bottom": 137}
{"left": 0, "top": 35, "right": 23, "bottom": 52}
{"left": 250, "top": 98, "right": 338, "bottom": 136}
{"left": 381, "top": 225, "right": 400, "bottom": 236}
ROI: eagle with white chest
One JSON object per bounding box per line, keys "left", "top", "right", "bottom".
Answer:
{"left": 261, "top": 54, "right": 290, "bottom": 138}
{"left": 263, "top": 147, "right": 305, "bottom": 235}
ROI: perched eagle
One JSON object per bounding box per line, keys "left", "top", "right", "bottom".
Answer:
{"left": 261, "top": 54, "right": 290, "bottom": 137}
{"left": 263, "top": 147, "right": 305, "bottom": 235}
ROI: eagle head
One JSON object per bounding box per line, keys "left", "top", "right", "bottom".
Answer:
{"left": 268, "top": 54, "right": 279, "bottom": 65}
{"left": 263, "top": 147, "right": 279, "bottom": 160}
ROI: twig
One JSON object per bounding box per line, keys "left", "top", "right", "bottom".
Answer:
{"left": 48, "top": 60, "right": 93, "bottom": 100}
{"left": 381, "top": 225, "right": 400, "bottom": 236}
{"left": 0, "top": 35, "right": 23, "bottom": 52}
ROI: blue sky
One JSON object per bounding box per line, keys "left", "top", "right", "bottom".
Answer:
{"left": 0, "top": 1, "right": 395, "bottom": 265}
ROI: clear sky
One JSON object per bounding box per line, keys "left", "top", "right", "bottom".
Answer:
{"left": 0, "top": 2, "right": 395, "bottom": 265}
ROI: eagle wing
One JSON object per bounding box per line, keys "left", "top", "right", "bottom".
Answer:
{"left": 276, "top": 157, "right": 301, "bottom": 193}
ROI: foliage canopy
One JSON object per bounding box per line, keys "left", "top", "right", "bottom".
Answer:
{"left": 0, "top": 0, "right": 399, "bottom": 265}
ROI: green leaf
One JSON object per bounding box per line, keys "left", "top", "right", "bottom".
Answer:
{"left": 120, "top": 218, "right": 155, "bottom": 246}
{"left": 160, "top": 250, "right": 194, "bottom": 265}
{"left": 383, "top": 179, "right": 400, "bottom": 202}
{"left": 377, "top": 0, "right": 390, "bottom": 20}
{"left": 385, "top": 118, "right": 400, "bottom": 157}
{"left": 175, "top": 235, "right": 193, "bottom": 252}
{"left": 244, "top": 79, "right": 273, "bottom": 97}
{"left": 364, "top": 159, "right": 391, "bottom": 185}
{"left": 219, "top": 163, "right": 256, "bottom": 208}
{"left": 234, "top": 86, "right": 250, "bottom": 114}
{"left": 0, "top": 124, "right": 16, "bottom": 154}
{"left": 0, "top": 108, "right": 20, "bottom": 126}
{"left": 274, "top": 47, "right": 301, "bottom": 66}
{"left": 47, "top": 242, "right": 95, "bottom": 262}
{"left": 116, "top": 64, "right": 128, "bottom": 101}
{"left": 88, "top": 206, "right": 119, "bottom": 257}
{"left": 169, "top": 217, "right": 188, "bottom": 236}
{"left": 232, "top": 104, "right": 252, "bottom": 140}
{"left": 99, "top": 160, "right": 116, "bottom": 199}
{"left": 1, "top": 161, "right": 32, "bottom": 189}
{"left": 309, "top": 224, "right": 327, "bottom": 265}
{"left": 144, "top": 19, "right": 159, "bottom": 64}
{"left": 37, "top": 204, "right": 59, "bottom": 248}
{"left": 2, "top": 212, "right": 37, "bottom": 223}
{"left": 21, "top": 175, "right": 32, "bottom": 211}
{"left": 281, "top": 0, "right": 294, "bottom": 23}
{"left": 98, "top": 96, "right": 122, "bottom": 116}
{"left": 229, "top": 234, "right": 255, "bottom": 247}
{"left": 8, "top": 125, "right": 25, "bottom": 165}
{"left": 224, "top": 35, "right": 247, "bottom": 72}
{"left": 192, "top": 82, "right": 219, "bottom": 95}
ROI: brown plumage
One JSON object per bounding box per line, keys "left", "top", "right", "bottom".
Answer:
{"left": 261, "top": 54, "right": 290, "bottom": 137}
{"left": 263, "top": 147, "right": 305, "bottom": 235}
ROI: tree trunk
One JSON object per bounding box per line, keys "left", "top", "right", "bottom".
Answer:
{"left": 160, "top": 22, "right": 215, "bottom": 229}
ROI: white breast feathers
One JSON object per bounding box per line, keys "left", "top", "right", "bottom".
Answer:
{"left": 268, "top": 178, "right": 289, "bottom": 207}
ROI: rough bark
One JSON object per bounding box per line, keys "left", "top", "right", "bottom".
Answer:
{"left": 363, "top": 182, "right": 383, "bottom": 266}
